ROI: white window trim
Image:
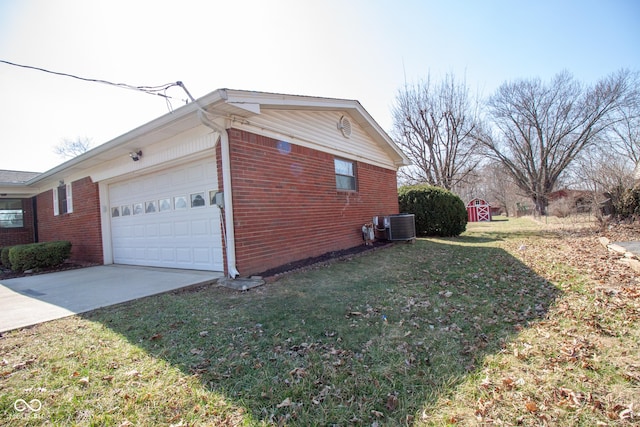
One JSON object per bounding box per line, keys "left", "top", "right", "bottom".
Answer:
{"left": 53, "top": 183, "right": 73, "bottom": 216}
{"left": 53, "top": 187, "right": 59, "bottom": 216}
{"left": 67, "top": 183, "right": 73, "bottom": 214}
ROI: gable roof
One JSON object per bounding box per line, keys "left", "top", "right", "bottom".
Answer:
{"left": 1, "top": 89, "right": 409, "bottom": 196}
{"left": 0, "top": 170, "right": 42, "bottom": 197}
{"left": 0, "top": 170, "right": 40, "bottom": 184}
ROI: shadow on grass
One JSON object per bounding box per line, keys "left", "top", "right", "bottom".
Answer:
{"left": 84, "top": 238, "right": 561, "bottom": 425}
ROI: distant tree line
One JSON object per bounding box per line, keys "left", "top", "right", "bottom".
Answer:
{"left": 392, "top": 69, "right": 640, "bottom": 218}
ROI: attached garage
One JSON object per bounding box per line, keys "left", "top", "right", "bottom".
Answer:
{"left": 108, "top": 157, "right": 223, "bottom": 271}
{"left": 8, "top": 89, "right": 411, "bottom": 278}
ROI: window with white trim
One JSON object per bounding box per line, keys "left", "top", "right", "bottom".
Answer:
{"left": 0, "top": 199, "right": 24, "bottom": 228}
{"left": 53, "top": 183, "right": 73, "bottom": 215}
{"left": 334, "top": 158, "right": 357, "bottom": 191}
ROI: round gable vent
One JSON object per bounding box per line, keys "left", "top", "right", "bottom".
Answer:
{"left": 337, "top": 115, "right": 352, "bottom": 138}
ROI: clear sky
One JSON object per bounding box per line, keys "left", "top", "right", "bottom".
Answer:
{"left": 1, "top": 0, "right": 638, "bottom": 172}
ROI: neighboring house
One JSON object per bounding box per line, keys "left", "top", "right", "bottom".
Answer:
{"left": 0, "top": 89, "right": 410, "bottom": 277}
{"left": 548, "top": 189, "right": 594, "bottom": 214}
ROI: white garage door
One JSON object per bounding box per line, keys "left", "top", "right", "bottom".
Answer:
{"left": 108, "top": 157, "right": 223, "bottom": 271}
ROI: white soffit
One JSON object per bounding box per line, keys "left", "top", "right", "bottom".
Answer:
{"left": 227, "top": 102, "right": 261, "bottom": 115}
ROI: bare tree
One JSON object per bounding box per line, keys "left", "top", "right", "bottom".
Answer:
{"left": 53, "top": 137, "right": 93, "bottom": 159}
{"left": 456, "top": 161, "right": 528, "bottom": 217}
{"left": 573, "top": 142, "right": 635, "bottom": 223}
{"left": 478, "top": 70, "right": 633, "bottom": 215}
{"left": 392, "top": 73, "right": 482, "bottom": 190}
{"left": 607, "top": 71, "right": 640, "bottom": 164}
{"left": 483, "top": 162, "right": 525, "bottom": 217}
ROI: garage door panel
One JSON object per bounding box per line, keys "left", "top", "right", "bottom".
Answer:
{"left": 191, "top": 219, "right": 209, "bottom": 235}
{"left": 158, "top": 222, "right": 172, "bottom": 236}
{"left": 176, "top": 248, "right": 191, "bottom": 262}
{"left": 134, "top": 248, "right": 146, "bottom": 260}
{"left": 171, "top": 169, "right": 187, "bottom": 186}
{"left": 174, "top": 222, "right": 189, "bottom": 236}
{"left": 193, "top": 248, "right": 210, "bottom": 263}
{"left": 134, "top": 225, "right": 145, "bottom": 237}
{"left": 161, "top": 248, "right": 175, "bottom": 262}
{"left": 109, "top": 157, "right": 222, "bottom": 271}
{"left": 147, "top": 248, "right": 159, "bottom": 261}
{"left": 146, "top": 223, "right": 158, "bottom": 236}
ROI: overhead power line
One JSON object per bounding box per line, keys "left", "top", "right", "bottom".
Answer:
{"left": 0, "top": 59, "right": 189, "bottom": 106}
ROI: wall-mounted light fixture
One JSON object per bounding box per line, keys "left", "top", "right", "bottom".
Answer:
{"left": 129, "top": 150, "right": 142, "bottom": 161}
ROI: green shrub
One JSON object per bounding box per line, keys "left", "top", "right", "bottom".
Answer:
{"left": 0, "top": 246, "right": 8, "bottom": 268}
{"left": 615, "top": 186, "right": 640, "bottom": 219}
{"left": 8, "top": 241, "right": 72, "bottom": 272}
{"left": 398, "top": 184, "right": 467, "bottom": 237}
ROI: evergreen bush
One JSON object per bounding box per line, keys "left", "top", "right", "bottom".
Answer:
{"left": 0, "top": 246, "right": 9, "bottom": 268}
{"left": 398, "top": 184, "right": 467, "bottom": 237}
{"left": 8, "top": 241, "right": 72, "bottom": 272}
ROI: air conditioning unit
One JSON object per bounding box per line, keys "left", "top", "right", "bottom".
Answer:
{"left": 373, "top": 214, "right": 416, "bottom": 241}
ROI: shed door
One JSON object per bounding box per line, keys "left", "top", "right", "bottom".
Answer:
{"left": 108, "top": 157, "right": 223, "bottom": 271}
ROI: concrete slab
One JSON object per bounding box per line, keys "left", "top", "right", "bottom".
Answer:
{"left": 612, "top": 241, "right": 640, "bottom": 257}
{"left": 0, "top": 265, "right": 223, "bottom": 333}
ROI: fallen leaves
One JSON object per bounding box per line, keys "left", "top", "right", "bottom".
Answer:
{"left": 276, "top": 397, "right": 296, "bottom": 408}
{"left": 385, "top": 393, "right": 399, "bottom": 411}
{"left": 125, "top": 369, "right": 141, "bottom": 378}
{"left": 288, "top": 367, "right": 307, "bottom": 378}
{"left": 525, "top": 400, "right": 538, "bottom": 412}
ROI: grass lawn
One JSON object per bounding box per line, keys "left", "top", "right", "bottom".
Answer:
{"left": 1, "top": 217, "right": 638, "bottom": 426}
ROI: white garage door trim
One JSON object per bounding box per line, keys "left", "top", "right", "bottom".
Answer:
{"left": 108, "top": 157, "right": 223, "bottom": 271}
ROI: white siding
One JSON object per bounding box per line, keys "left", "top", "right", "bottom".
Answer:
{"left": 90, "top": 127, "right": 219, "bottom": 183}
{"left": 230, "top": 109, "right": 398, "bottom": 170}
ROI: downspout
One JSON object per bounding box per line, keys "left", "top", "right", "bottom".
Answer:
{"left": 31, "top": 196, "right": 38, "bottom": 243}
{"left": 198, "top": 110, "right": 239, "bottom": 278}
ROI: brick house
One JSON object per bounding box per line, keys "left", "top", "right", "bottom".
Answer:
{"left": 0, "top": 89, "right": 409, "bottom": 277}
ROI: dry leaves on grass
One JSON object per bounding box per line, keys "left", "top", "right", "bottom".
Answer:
{"left": 459, "top": 224, "right": 640, "bottom": 425}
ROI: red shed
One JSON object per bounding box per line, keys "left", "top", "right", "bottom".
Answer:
{"left": 467, "top": 198, "right": 491, "bottom": 222}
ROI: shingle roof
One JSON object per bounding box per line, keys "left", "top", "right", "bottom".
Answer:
{"left": 0, "top": 169, "right": 40, "bottom": 184}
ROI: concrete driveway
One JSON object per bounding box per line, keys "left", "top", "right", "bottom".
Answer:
{"left": 0, "top": 265, "right": 223, "bottom": 333}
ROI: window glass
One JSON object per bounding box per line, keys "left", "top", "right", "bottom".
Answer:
{"left": 145, "top": 201, "right": 157, "bottom": 213}
{"left": 334, "top": 158, "right": 356, "bottom": 191}
{"left": 133, "top": 203, "right": 144, "bottom": 215}
{"left": 0, "top": 199, "right": 23, "bottom": 228}
{"left": 159, "top": 198, "right": 171, "bottom": 212}
{"left": 58, "top": 185, "right": 68, "bottom": 214}
{"left": 191, "top": 193, "right": 205, "bottom": 208}
{"left": 174, "top": 196, "right": 187, "bottom": 210}
{"left": 334, "top": 159, "right": 353, "bottom": 176}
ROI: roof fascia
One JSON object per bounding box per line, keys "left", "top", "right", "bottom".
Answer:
{"left": 27, "top": 90, "right": 227, "bottom": 186}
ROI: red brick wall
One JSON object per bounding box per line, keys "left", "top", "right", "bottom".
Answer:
{"left": 36, "top": 177, "right": 103, "bottom": 264}
{"left": 220, "top": 129, "right": 399, "bottom": 276}
{"left": 0, "top": 198, "right": 35, "bottom": 247}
